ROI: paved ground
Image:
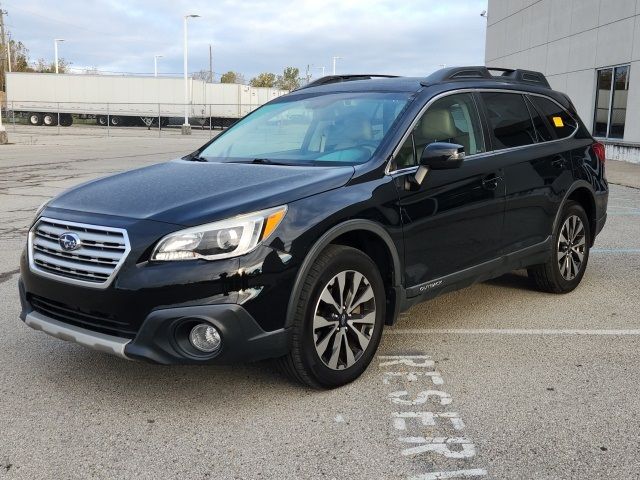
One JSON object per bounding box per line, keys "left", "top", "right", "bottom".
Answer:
{"left": 1, "top": 130, "right": 639, "bottom": 479}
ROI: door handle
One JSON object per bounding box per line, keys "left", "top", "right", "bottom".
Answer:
{"left": 481, "top": 174, "right": 500, "bottom": 190}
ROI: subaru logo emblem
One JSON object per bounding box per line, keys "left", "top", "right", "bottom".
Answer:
{"left": 59, "top": 232, "right": 81, "bottom": 251}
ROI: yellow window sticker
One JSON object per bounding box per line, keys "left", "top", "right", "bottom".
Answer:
{"left": 552, "top": 116, "right": 564, "bottom": 128}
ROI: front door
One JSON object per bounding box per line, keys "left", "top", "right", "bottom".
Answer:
{"left": 391, "top": 92, "right": 505, "bottom": 293}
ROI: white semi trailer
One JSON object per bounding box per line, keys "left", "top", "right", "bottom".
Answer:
{"left": 5, "top": 72, "right": 288, "bottom": 128}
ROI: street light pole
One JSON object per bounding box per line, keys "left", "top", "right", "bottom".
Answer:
{"left": 154, "top": 54, "right": 163, "bottom": 77}
{"left": 54, "top": 38, "right": 64, "bottom": 74}
{"left": 182, "top": 14, "right": 200, "bottom": 135}
{"left": 317, "top": 66, "right": 326, "bottom": 77}
{"left": 332, "top": 56, "right": 342, "bottom": 75}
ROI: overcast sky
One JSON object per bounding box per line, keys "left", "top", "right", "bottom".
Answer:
{"left": 3, "top": 0, "right": 488, "bottom": 81}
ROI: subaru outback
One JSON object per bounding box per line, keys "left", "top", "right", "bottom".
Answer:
{"left": 19, "top": 67, "right": 608, "bottom": 388}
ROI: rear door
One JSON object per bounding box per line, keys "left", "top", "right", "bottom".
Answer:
{"left": 391, "top": 91, "right": 505, "bottom": 292}
{"left": 479, "top": 91, "right": 575, "bottom": 253}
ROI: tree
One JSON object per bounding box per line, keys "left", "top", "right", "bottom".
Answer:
{"left": 9, "top": 39, "right": 30, "bottom": 72}
{"left": 220, "top": 71, "right": 245, "bottom": 84}
{"left": 1, "top": 39, "right": 31, "bottom": 90}
{"left": 32, "top": 57, "right": 71, "bottom": 73}
{"left": 192, "top": 69, "right": 214, "bottom": 82}
{"left": 249, "top": 72, "right": 276, "bottom": 88}
{"left": 276, "top": 67, "right": 301, "bottom": 91}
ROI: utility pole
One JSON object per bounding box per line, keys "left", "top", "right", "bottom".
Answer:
{"left": 6, "top": 33, "right": 10, "bottom": 72}
{"left": 209, "top": 44, "right": 213, "bottom": 83}
{"left": 0, "top": 6, "right": 8, "bottom": 92}
{"left": 0, "top": 3, "right": 7, "bottom": 143}
{"left": 305, "top": 64, "right": 311, "bottom": 84}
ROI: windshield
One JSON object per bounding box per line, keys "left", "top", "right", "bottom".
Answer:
{"left": 198, "top": 91, "right": 411, "bottom": 166}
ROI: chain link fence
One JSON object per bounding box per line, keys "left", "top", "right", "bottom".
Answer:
{"left": 1, "top": 100, "right": 263, "bottom": 138}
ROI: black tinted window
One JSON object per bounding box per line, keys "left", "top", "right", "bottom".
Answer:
{"left": 481, "top": 92, "right": 536, "bottom": 149}
{"left": 528, "top": 96, "right": 577, "bottom": 139}
{"left": 523, "top": 96, "right": 554, "bottom": 142}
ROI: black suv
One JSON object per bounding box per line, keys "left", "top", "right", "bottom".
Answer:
{"left": 19, "top": 67, "right": 608, "bottom": 388}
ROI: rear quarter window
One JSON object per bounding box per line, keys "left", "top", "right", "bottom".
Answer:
{"left": 527, "top": 95, "right": 577, "bottom": 139}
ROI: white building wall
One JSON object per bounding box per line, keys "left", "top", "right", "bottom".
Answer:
{"left": 485, "top": 0, "right": 640, "bottom": 151}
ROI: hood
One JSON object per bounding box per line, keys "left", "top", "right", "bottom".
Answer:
{"left": 49, "top": 160, "right": 355, "bottom": 226}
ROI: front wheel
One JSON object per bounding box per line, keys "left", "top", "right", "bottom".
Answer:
{"left": 528, "top": 200, "right": 590, "bottom": 293}
{"left": 279, "top": 245, "right": 386, "bottom": 389}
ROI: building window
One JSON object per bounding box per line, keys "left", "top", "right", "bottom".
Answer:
{"left": 594, "top": 65, "right": 630, "bottom": 139}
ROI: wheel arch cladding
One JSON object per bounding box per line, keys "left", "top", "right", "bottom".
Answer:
{"left": 286, "top": 220, "right": 403, "bottom": 329}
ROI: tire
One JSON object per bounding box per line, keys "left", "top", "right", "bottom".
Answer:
{"left": 59, "top": 114, "right": 73, "bottom": 127}
{"left": 28, "top": 113, "right": 43, "bottom": 126}
{"left": 97, "top": 115, "right": 107, "bottom": 126}
{"left": 42, "top": 113, "right": 58, "bottom": 127}
{"left": 528, "top": 200, "right": 591, "bottom": 293}
{"left": 279, "top": 245, "right": 386, "bottom": 389}
{"left": 109, "top": 116, "right": 123, "bottom": 127}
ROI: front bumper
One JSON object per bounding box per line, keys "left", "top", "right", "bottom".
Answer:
{"left": 19, "top": 280, "right": 290, "bottom": 364}
{"left": 24, "top": 310, "right": 130, "bottom": 359}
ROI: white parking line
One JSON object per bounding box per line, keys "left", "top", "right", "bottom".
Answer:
{"left": 592, "top": 248, "right": 640, "bottom": 253}
{"left": 408, "top": 469, "right": 489, "bottom": 480}
{"left": 386, "top": 328, "right": 640, "bottom": 336}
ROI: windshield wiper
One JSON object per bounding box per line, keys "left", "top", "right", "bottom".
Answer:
{"left": 224, "top": 158, "right": 295, "bottom": 166}
{"left": 189, "top": 155, "right": 208, "bottom": 162}
{"left": 251, "top": 158, "right": 290, "bottom": 165}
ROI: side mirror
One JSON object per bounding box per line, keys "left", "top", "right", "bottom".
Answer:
{"left": 408, "top": 142, "right": 465, "bottom": 188}
{"left": 420, "top": 142, "right": 465, "bottom": 170}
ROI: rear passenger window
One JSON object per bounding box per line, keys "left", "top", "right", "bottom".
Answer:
{"left": 481, "top": 92, "right": 537, "bottom": 149}
{"left": 527, "top": 96, "right": 577, "bottom": 139}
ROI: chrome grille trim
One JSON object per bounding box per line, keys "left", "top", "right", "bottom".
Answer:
{"left": 28, "top": 217, "right": 131, "bottom": 289}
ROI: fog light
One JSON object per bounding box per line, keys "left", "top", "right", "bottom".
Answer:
{"left": 189, "top": 323, "right": 221, "bottom": 353}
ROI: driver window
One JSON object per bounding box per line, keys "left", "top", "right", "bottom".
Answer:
{"left": 393, "top": 93, "right": 485, "bottom": 170}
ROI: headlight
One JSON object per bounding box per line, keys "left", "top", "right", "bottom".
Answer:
{"left": 151, "top": 205, "right": 287, "bottom": 261}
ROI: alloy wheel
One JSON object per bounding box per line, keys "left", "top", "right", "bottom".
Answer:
{"left": 557, "top": 215, "right": 586, "bottom": 281}
{"left": 313, "top": 270, "right": 376, "bottom": 370}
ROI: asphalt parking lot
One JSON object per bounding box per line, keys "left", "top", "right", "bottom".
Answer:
{"left": 1, "top": 127, "right": 639, "bottom": 479}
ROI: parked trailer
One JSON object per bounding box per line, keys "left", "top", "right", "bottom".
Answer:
{"left": 5, "top": 72, "right": 288, "bottom": 128}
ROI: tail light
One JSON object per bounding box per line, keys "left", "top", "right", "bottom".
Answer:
{"left": 592, "top": 142, "right": 606, "bottom": 164}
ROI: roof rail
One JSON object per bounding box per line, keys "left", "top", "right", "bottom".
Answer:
{"left": 421, "top": 66, "right": 551, "bottom": 89}
{"left": 296, "top": 74, "right": 400, "bottom": 90}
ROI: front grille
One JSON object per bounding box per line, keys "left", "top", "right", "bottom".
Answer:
{"left": 29, "top": 294, "right": 136, "bottom": 338}
{"left": 29, "top": 217, "right": 130, "bottom": 288}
